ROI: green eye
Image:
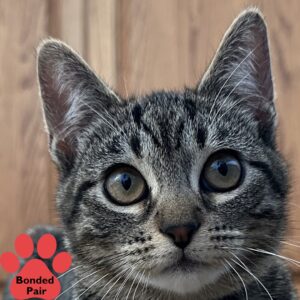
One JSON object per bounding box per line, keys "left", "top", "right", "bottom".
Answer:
{"left": 105, "top": 166, "right": 147, "bottom": 205}
{"left": 202, "top": 152, "right": 242, "bottom": 192}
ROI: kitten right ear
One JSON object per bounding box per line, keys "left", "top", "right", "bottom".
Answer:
{"left": 197, "top": 8, "right": 276, "bottom": 146}
{"left": 37, "top": 39, "right": 120, "bottom": 172}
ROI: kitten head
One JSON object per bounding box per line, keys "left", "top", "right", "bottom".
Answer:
{"left": 37, "top": 8, "right": 288, "bottom": 298}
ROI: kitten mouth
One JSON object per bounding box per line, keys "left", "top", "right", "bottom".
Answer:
{"left": 162, "top": 255, "right": 201, "bottom": 273}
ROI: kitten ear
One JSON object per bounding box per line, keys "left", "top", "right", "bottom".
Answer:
{"left": 198, "top": 8, "right": 276, "bottom": 144}
{"left": 37, "top": 39, "right": 120, "bottom": 172}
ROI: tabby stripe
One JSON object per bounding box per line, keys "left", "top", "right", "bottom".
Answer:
{"left": 130, "top": 134, "right": 142, "bottom": 158}
{"left": 106, "top": 135, "right": 123, "bottom": 154}
{"left": 141, "top": 120, "right": 161, "bottom": 147}
{"left": 175, "top": 121, "right": 184, "bottom": 149}
{"left": 92, "top": 132, "right": 123, "bottom": 154}
{"left": 132, "top": 103, "right": 142, "bottom": 128}
{"left": 67, "top": 180, "right": 97, "bottom": 225}
{"left": 184, "top": 99, "right": 196, "bottom": 120}
{"left": 248, "top": 160, "right": 285, "bottom": 197}
{"left": 196, "top": 127, "right": 206, "bottom": 147}
{"left": 132, "top": 103, "right": 162, "bottom": 147}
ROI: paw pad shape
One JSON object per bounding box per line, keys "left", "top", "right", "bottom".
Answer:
{"left": 0, "top": 233, "right": 72, "bottom": 299}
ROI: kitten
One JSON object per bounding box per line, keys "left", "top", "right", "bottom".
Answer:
{"left": 5, "top": 8, "right": 297, "bottom": 300}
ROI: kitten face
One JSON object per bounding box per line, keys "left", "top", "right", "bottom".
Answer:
{"left": 37, "top": 8, "right": 288, "bottom": 297}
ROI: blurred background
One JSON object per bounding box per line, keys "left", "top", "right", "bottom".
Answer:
{"left": 0, "top": 0, "right": 300, "bottom": 296}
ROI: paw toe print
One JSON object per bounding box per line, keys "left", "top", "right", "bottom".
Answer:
{"left": 0, "top": 233, "right": 72, "bottom": 299}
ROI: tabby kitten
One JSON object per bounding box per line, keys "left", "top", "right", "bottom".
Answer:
{"left": 37, "top": 8, "right": 296, "bottom": 300}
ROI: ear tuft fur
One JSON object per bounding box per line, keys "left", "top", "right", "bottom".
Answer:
{"left": 37, "top": 39, "right": 120, "bottom": 172}
{"left": 198, "top": 8, "right": 276, "bottom": 146}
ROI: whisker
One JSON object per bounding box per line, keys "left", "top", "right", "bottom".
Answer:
{"left": 222, "top": 245, "right": 300, "bottom": 268}
{"left": 56, "top": 269, "right": 100, "bottom": 300}
{"left": 247, "top": 247, "right": 300, "bottom": 267}
{"left": 132, "top": 270, "right": 146, "bottom": 300}
{"left": 75, "top": 272, "right": 111, "bottom": 300}
{"left": 100, "top": 267, "right": 130, "bottom": 300}
{"left": 281, "top": 241, "right": 300, "bottom": 248}
{"left": 225, "top": 259, "right": 248, "bottom": 300}
{"left": 71, "top": 255, "right": 127, "bottom": 300}
{"left": 125, "top": 269, "right": 141, "bottom": 300}
{"left": 230, "top": 257, "right": 273, "bottom": 300}
{"left": 56, "top": 252, "right": 127, "bottom": 298}
{"left": 141, "top": 272, "right": 151, "bottom": 297}
{"left": 57, "top": 265, "right": 81, "bottom": 279}
{"left": 114, "top": 263, "right": 139, "bottom": 300}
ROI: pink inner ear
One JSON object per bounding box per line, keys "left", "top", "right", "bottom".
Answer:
{"left": 40, "top": 70, "right": 72, "bottom": 136}
{"left": 38, "top": 40, "right": 121, "bottom": 169}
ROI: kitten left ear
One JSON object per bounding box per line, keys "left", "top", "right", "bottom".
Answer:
{"left": 37, "top": 39, "right": 121, "bottom": 172}
{"left": 198, "top": 8, "right": 276, "bottom": 144}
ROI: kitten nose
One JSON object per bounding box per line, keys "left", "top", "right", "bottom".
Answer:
{"left": 161, "top": 223, "right": 199, "bottom": 249}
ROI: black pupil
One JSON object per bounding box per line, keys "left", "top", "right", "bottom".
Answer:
{"left": 217, "top": 161, "right": 228, "bottom": 176}
{"left": 121, "top": 173, "right": 132, "bottom": 190}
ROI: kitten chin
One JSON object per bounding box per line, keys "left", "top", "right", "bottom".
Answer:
{"left": 148, "top": 265, "right": 225, "bottom": 295}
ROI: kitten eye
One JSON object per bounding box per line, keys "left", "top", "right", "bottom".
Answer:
{"left": 104, "top": 166, "right": 147, "bottom": 205}
{"left": 201, "top": 152, "right": 242, "bottom": 192}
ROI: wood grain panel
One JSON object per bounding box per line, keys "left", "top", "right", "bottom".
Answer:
{"left": 85, "top": 0, "right": 117, "bottom": 87}
{"left": 117, "top": 0, "right": 183, "bottom": 96}
{"left": 48, "top": 0, "right": 85, "bottom": 55}
{"left": 0, "top": 0, "right": 49, "bottom": 278}
{"left": 116, "top": 0, "right": 250, "bottom": 95}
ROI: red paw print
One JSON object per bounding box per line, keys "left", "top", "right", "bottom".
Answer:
{"left": 0, "top": 233, "right": 72, "bottom": 300}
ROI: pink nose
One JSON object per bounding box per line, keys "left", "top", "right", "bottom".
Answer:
{"left": 162, "top": 223, "right": 199, "bottom": 249}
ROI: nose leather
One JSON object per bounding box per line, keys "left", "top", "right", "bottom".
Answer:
{"left": 162, "top": 223, "right": 199, "bottom": 249}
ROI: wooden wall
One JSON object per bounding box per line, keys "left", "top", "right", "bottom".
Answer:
{"left": 0, "top": 0, "right": 300, "bottom": 295}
